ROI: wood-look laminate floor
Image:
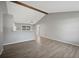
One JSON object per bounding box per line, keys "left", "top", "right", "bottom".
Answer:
{"left": 1, "top": 37, "right": 79, "bottom": 58}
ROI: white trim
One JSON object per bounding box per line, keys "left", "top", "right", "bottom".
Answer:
{"left": 3, "top": 39, "right": 33, "bottom": 46}
{"left": 41, "top": 36, "right": 79, "bottom": 47}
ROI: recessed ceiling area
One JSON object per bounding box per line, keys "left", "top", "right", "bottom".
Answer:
{"left": 22, "top": 1, "right": 79, "bottom": 13}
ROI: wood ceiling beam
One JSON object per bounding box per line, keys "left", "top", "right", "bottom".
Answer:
{"left": 11, "top": 1, "right": 48, "bottom": 14}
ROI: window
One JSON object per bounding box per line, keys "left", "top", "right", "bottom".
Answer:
{"left": 22, "top": 25, "right": 31, "bottom": 31}
{"left": 13, "top": 23, "right": 32, "bottom": 31}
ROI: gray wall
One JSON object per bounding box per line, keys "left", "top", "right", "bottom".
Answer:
{"left": 0, "top": 2, "right": 3, "bottom": 55}
{"left": 37, "top": 11, "right": 79, "bottom": 46}
{"left": 0, "top": 1, "right": 36, "bottom": 54}
{"left": 3, "top": 14, "right": 35, "bottom": 45}
{"left": 0, "top": 1, "right": 7, "bottom": 55}
{"left": 2, "top": 2, "right": 36, "bottom": 45}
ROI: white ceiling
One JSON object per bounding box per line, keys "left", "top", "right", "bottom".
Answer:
{"left": 6, "top": 1, "right": 79, "bottom": 24}
{"left": 22, "top": 1, "right": 79, "bottom": 13}
{"left": 6, "top": 2, "right": 45, "bottom": 24}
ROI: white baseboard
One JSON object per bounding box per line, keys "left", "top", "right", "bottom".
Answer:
{"left": 0, "top": 47, "right": 3, "bottom": 55}
{"left": 3, "top": 39, "right": 33, "bottom": 46}
{"left": 41, "top": 36, "right": 79, "bottom": 47}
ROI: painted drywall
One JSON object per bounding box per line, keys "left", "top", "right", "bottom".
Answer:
{"left": 3, "top": 14, "right": 35, "bottom": 45}
{"left": 0, "top": 1, "right": 8, "bottom": 55}
{"left": 37, "top": 11, "right": 79, "bottom": 46}
{"left": 0, "top": 3, "right": 3, "bottom": 55}
{"left": 3, "top": 2, "right": 45, "bottom": 45}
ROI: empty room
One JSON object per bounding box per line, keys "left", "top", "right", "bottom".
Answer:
{"left": 0, "top": 0, "right": 79, "bottom": 58}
